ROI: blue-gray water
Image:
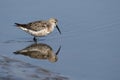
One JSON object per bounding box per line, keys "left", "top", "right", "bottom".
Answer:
{"left": 0, "top": 0, "right": 120, "bottom": 80}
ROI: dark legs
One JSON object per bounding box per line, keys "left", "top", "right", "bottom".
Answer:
{"left": 33, "top": 36, "right": 37, "bottom": 42}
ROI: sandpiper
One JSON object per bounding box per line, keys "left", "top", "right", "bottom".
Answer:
{"left": 15, "top": 18, "right": 61, "bottom": 42}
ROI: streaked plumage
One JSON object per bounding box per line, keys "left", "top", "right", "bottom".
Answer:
{"left": 15, "top": 18, "right": 61, "bottom": 42}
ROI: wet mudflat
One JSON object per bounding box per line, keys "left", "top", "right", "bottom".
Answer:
{"left": 0, "top": 55, "right": 69, "bottom": 80}
{"left": 0, "top": 0, "right": 120, "bottom": 80}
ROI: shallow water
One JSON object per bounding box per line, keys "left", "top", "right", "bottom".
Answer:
{"left": 0, "top": 0, "right": 120, "bottom": 80}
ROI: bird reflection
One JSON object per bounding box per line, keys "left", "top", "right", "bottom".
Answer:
{"left": 14, "top": 43, "right": 61, "bottom": 63}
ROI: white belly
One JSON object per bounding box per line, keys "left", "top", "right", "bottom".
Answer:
{"left": 29, "top": 29, "right": 50, "bottom": 37}
{"left": 19, "top": 24, "right": 55, "bottom": 37}
{"left": 20, "top": 27, "right": 50, "bottom": 37}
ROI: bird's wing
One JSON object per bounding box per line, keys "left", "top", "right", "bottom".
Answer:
{"left": 27, "top": 21, "right": 50, "bottom": 31}
{"left": 15, "top": 20, "right": 50, "bottom": 31}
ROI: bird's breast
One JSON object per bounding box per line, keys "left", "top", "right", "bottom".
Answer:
{"left": 28, "top": 28, "right": 51, "bottom": 37}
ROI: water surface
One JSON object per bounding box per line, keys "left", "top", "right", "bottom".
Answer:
{"left": 0, "top": 0, "right": 120, "bottom": 80}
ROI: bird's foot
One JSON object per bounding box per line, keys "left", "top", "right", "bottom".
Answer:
{"left": 33, "top": 37, "right": 37, "bottom": 42}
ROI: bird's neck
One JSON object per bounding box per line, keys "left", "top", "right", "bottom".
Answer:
{"left": 49, "top": 23, "right": 56, "bottom": 32}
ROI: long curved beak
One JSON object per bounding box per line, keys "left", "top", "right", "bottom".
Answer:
{"left": 56, "top": 25, "right": 61, "bottom": 34}
{"left": 56, "top": 46, "right": 61, "bottom": 55}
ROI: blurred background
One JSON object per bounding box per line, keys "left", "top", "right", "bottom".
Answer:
{"left": 0, "top": 0, "right": 120, "bottom": 80}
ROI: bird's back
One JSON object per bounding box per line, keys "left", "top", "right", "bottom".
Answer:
{"left": 15, "top": 20, "right": 50, "bottom": 31}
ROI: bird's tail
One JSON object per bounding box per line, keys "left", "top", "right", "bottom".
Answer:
{"left": 14, "top": 23, "right": 26, "bottom": 27}
{"left": 13, "top": 51, "right": 20, "bottom": 54}
{"left": 13, "top": 50, "right": 26, "bottom": 54}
